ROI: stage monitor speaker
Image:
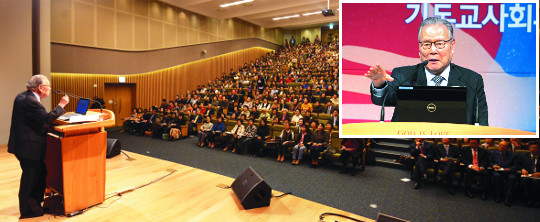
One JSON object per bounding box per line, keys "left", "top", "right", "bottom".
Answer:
{"left": 231, "top": 167, "right": 272, "bottom": 210}
{"left": 106, "top": 138, "right": 121, "bottom": 158}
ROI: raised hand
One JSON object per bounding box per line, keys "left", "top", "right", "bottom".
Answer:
{"left": 364, "top": 65, "right": 394, "bottom": 88}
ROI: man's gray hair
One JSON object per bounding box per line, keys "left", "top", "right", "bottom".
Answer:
{"left": 26, "top": 74, "right": 48, "bottom": 90}
{"left": 418, "top": 17, "right": 454, "bottom": 41}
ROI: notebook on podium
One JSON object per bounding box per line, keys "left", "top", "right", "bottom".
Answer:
{"left": 395, "top": 86, "right": 467, "bottom": 124}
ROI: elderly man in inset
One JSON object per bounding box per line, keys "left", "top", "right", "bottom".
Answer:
{"left": 365, "top": 17, "right": 488, "bottom": 125}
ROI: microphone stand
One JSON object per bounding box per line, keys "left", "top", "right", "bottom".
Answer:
{"left": 54, "top": 90, "right": 103, "bottom": 113}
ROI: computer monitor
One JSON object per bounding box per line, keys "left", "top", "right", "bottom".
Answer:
{"left": 395, "top": 86, "right": 467, "bottom": 124}
{"left": 75, "top": 98, "right": 90, "bottom": 115}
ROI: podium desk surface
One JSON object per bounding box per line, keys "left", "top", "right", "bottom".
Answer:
{"left": 53, "top": 109, "right": 115, "bottom": 135}
{"left": 342, "top": 122, "right": 535, "bottom": 136}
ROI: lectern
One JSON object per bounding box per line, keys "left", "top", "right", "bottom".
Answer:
{"left": 45, "top": 109, "right": 115, "bottom": 215}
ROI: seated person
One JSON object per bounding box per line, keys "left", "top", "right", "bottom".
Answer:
{"left": 153, "top": 111, "right": 172, "bottom": 138}
{"left": 250, "top": 106, "right": 260, "bottom": 119}
{"left": 292, "top": 124, "right": 310, "bottom": 165}
{"left": 121, "top": 108, "right": 139, "bottom": 133}
{"left": 208, "top": 116, "right": 225, "bottom": 148}
{"left": 223, "top": 119, "right": 245, "bottom": 153}
{"left": 489, "top": 141, "right": 519, "bottom": 206}
{"left": 339, "top": 138, "right": 364, "bottom": 176}
{"left": 269, "top": 108, "right": 279, "bottom": 121}
{"left": 460, "top": 138, "right": 489, "bottom": 200}
{"left": 310, "top": 123, "right": 329, "bottom": 168}
{"left": 329, "top": 110, "right": 339, "bottom": 129}
{"left": 197, "top": 117, "right": 213, "bottom": 147}
{"left": 259, "top": 108, "right": 271, "bottom": 120}
{"left": 303, "top": 111, "right": 313, "bottom": 124}
{"left": 410, "top": 138, "right": 434, "bottom": 190}
{"left": 300, "top": 98, "right": 313, "bottom": 113}
{"left": 312, "top": 101, "right": 323, "bottom": 113}
{"left": 240, "top": 105, "right": 250, "bottom": 119}
{"left": 323, "top": 101, "right": 334, "bottom": 114}
{"left": 330, "top": 94, "right": 339, "bottom": 106}
{"left": 239, "top": 119, "right": 257, "bottom": 155}
{"left": 135, "top": 107, "right": 157, "bottom": 136}
{"left": 279, "top": 109, "right": 290, "bottom": 123}
{"left": 203, "top": 104, "right": 214, "bottom": 117}
{"left": 188, "top": 109, "right": 203, "bottom": 137}
{"left": 481, "top": 138, "right": 496, "bottom": 149}
{"left": 277, "top": 122, "right": 295, "bottom": 163}
{"left": 290, "top": 109, "right": 303, "bottom": 124}
{"left": 258, "top": 98, "right": 271, "bottom": 110}
{"left": 168, "top": 113, "right": 182, "bottom": 140}
{"left": 252, "top": 119, "right": 270, "bottom": 157}
{"left": 509, "top": 138, "right": 523, "bottom": 154}
{"left": 242, "top": 97, "right": 253, "bottom": 109}
{"left": 228, "top": 106, "right": 240, "bottom": 117}
{"left": 434, "top": 138, "right": 460, "bottom": 195}
{"left": 519, "top": 141, "right": 540, "bottom": 207}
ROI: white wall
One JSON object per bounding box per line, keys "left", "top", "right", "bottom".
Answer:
{"left": 0, "top": 0, "right": 33, "bottom": 145}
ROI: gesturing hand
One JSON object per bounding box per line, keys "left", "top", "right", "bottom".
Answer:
{"left": 59, "top": 95, "right": 69, "bottom": 108}
{"left": 364, "top": 65, "right": 394, "bottom": 88}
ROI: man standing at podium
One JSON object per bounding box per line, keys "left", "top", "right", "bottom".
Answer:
{"left": 8, "top": 75, "right": 69, "bottom": 219}
{"left": 364, "top": 17, "right": 488, "bottom": 126}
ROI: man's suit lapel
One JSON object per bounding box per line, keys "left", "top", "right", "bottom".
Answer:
{"left": 448, "top": 64, "right": 465, "bottom": 87}
{"left": 412, "top": 68, "right": 427, "bottom": 86}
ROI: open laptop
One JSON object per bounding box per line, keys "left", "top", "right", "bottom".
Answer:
{"left": 395, "top": 86, "right": 467, "bottom": 124}
{"left": 58, "top": 98, "right": 90, "bottom": 120}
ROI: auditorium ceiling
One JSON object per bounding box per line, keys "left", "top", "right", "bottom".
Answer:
{"left": 160, "top": 0, "right": 339, "bottom": 29}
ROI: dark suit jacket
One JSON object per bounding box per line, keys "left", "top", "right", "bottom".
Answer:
{"left": 323, "top": 105, "right": 335, "bottom": 115}
{"left": 434, "top": 144, "right": 460, "bottom": 160}
{"left": 489, "top": 150, "right": 519, "bottom": 172}
{"left": 190, "top": 114, "right": 203, "bottom": 123}
{"left": 330, "top": 115, "right": 339, "bottom": 128}
{"left": 295, "top": 132, "right": 311, "bottom": 145}
{"left": 519, "top": 153, "right": 540, "bottom": 173}
{"left": 370, "top": 63, "right": 488, "bottom": 125}
{"left": 459, "top": 147, "right": 489, "bottom": 168}
{"left": 8, "top": 91, "right": 65, "bottom": 160}
{"left": 410, "top": 141, "right": 435, "bottom": 160}
{"left": 204, "top": 108, "right": 214, "bottom": 117}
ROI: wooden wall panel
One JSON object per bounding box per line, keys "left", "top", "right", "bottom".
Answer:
{"left": 52, "top": 47, "right": 273, "bottom": 111}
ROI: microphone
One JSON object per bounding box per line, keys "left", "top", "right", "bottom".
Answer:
{"left": 452, "top": 66, "right": 480, "bottom": 126}
{"left": 54, "top": 90, "right": 103, "bottom": 113}
{"left": 379, "top": 60, "right": 428, "bottom": 122}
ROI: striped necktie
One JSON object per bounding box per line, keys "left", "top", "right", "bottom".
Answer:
{"left": 432, "top": 75, "right": 444, "bottom": 86}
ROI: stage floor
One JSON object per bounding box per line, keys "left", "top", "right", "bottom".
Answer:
{"left": 0, "top": 146, "right": 372, "bottom": 222}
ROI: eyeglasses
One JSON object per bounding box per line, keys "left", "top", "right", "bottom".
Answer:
{"left": 40, "top": 84, "right": 51, "bottom": 88}
{"left": 419, "top": 38, "right": 453, "bottom": 50}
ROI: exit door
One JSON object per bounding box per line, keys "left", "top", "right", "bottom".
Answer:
{"left": 104, "top": 83, "right": 136, "bottom": 127}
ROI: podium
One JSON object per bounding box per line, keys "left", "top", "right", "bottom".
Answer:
{"left": 45, "top": 109, "right": 115, "bottom": 215}
{"left": 342, "top": 122, "right": 535, "bottom": 136}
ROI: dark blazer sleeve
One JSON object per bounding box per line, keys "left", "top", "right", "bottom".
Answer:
{"left": 8, "top": 91, "right": 65, "bottom": 160}
{"left": 449, "top": 145, "right": 460, "bottom": 158}
{"left": 424, "top": 142, "right": 434, "bottom": 159}
{"left": 410, "top": 143, "right": 419, "bottom": 157}
{"left": 450, "top": 64, "right": 488, "bottom": 125}
{"left": 370, "top": 64, "right": 421, "bottom": 107}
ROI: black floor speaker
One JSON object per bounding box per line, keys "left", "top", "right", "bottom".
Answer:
{"left": 106, "top": 138, "right": 121, "bottom": 158}
{"left": 231, "top": 167, "right": 272, "bottom": 210}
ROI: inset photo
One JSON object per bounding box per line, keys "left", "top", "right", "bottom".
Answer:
{"left": 340, "top": 2, "right": 538, "bottom": 137}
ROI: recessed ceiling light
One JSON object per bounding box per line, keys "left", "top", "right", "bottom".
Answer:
{"left": 220, "top": 0, "right": 253, "bottom": 8}
{"left": 302, "top": 11, "right": 322, "bottom": 16}
{"left": 273, "top": 14, "right": 300, "bottom": 21}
